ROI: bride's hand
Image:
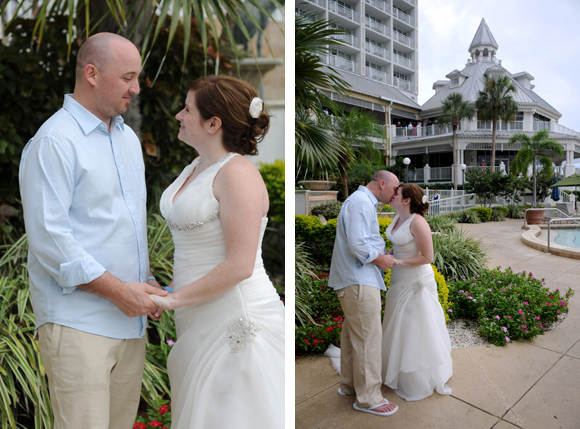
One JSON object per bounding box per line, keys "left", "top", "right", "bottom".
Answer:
{"left": 149, "top": 293, "right": 175, "bottom": 311}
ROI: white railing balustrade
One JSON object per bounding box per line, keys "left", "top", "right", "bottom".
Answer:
{"left": 365, "top": 0, "right": 389, "bottom": 13}
{"left": 365, "top": 67, "right": 387, "bottom": 83}
{"left": 401, "top": 0, "right": 416, "bottom": 6}
{"left": 427, "top": 194, "right": 477, "bottom": 216}
{"left": 430, "top": 167, "right": 453, "bottom": 181}
{"left": 326, "top": 55, "right": 360, "bottom": 74}
{"left": 393, "top": 76, "right": 412, "bottom": 91}
{"left": 329, "top": 1, "right": 360, "bottom": 22}
{"left": 331, "top": 33, "right": 360, "bottom": 48}
{"left": 394, "top": 32, "right": 413, "bottom": 47}
{"left": 305, "top": 0, "right": 326, "bottom": 7}
{"left": 551, "top": 122, "right": 580, "bottom": 137}
{"left": 407, "top": 168, "right": 424, "bottom": 182}
{"left": 392, "top": 8, "right": 414, "bottom": 26}
{"left": 365, "top": 44, "right": 391, "bottom": 60}
{"left": 365, "top": 17, "right": 387, "bottom": 35}
{"left": 533, "top": 121, "right": 550, "bottom": 131}
{"left": 393, "top": 54, "right": 413, "bottom": 69}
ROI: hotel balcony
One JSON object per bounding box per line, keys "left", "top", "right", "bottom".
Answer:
{"left": 365, "top": 17, "right": 391, "bottom": 38}
{"left": 303, "top": 0, "right": 327, "bottom": 9}
{"left": 331, "top": 33, "right": 361, "bottom": 49}
{"left": 365, "top": 44, "right": 391, "bottom": 61}
{"left": 365, "top": 0, "right": 391, "bottom": 15}
{"left": 328, "top": 0, "right": 361, "bottom": 23}
{"left": 393, "top": 76, "right": 412, "bottom": 91}
{"left": 392, "top": 7, "right": 414, "bottom": 26}
{"left": 324, "top": 55, "right": 361, "bottom": 74}
{"left": 393, "top": 54, "right": 414, "bottom": 70}
{"left": 365, "top": 67, "right": 388, "bottom": 83}
{"left": 393, "top": 31, "right": 413, "bottom": 48}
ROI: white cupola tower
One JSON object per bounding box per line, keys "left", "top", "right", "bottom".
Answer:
{"left": 469, "top": 18, "right": 499, "bottom": 63}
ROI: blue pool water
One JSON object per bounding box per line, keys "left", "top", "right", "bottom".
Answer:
{"left": 554, "top": 230, "right": 580, "bottom": 249}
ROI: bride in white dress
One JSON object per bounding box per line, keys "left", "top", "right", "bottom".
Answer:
{"left": 149, "top": 76, "right": 285, "bottom": 428}
{"left": 382, "top": 183, "right": 452, "bottom": 401}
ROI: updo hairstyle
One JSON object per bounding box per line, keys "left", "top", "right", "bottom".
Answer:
{"left": 188, "top": 76, "right": 270, "bottom": 156}
{"left": 399, "top": 184, "right": 429, "bottom": 216}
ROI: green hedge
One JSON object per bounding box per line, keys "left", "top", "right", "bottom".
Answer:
{"left": 468, "top": 207, "right": 492, "bottom": 222}
{"left": 295, "top": 215, "right": 392, "bottom": 268}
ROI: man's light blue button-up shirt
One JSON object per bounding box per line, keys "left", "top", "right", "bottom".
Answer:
{"left": 328, "top": 186, "right": 386, "bottom": 291}
{"left": 19, "top": 95, "right": 149, "bottom": 339}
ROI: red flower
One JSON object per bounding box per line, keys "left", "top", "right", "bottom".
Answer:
{"left": 338, "top": 324, "right": 342, "bottom": 328}
{"left": 321, "top": 340, "right": 325, "bottom": 343}
{"left": 303, "top": 339, "right": 309, "bottom": 343}
{"left": 312, "top": 334, "right": 315, "bottom": 338}
{"left": 134, "top": 423, "right": 147, "bottom": 429}
{"left": 158, "top": 405, "right": 169, "bottom": 415}
{"left": 148, "top": 421, "right": 163, "bottom": 427}
{"left": 335, "top": 317, "right": 339, "bottom": 322}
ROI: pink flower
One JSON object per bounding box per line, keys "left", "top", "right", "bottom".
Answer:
{"left": 448, "top": 309, "right": 453, "bottom": 312}
{"left": 502, "top": 288, "right": 506, "bottom": 291}
{"left": 524, "top": 301, "right": 529, "bottom": 305}
{"left": 166, "top": 340, "right": 175, "bottom": 346}
{"left": 505, "top": 337, "right": 510, "bottom": 343}
{"left": 495, "top": 315, "right": 500, "bottom": 320}
{"left": 536, "top": 316, "right": 540, "bottom": 320}
{"left": 518, "top": 309, "right": 523, "bottom": 315}
{"left": 521, "top": 325, "right": 527, "bottom": 329}
{"left": 561, "top": 301, "right": 566, "bottom": 306}
{"left": 502, "top": 327, "right": 508, "bottom": 333}
{"left": 557, "top": 310, "right": 560, "bottom": 314}
{"left": 507, "top": 315, "right": 511, "bottom": 319}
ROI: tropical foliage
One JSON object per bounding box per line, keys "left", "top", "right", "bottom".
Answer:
{"left": 295, "top": 15, "right": 349, "bottom": 173}
{"left": 475, "top": 75, "right": 518, "bottom": 169}
{"left": 431, "top": 228, "right": 488, "bottom": 280}
{"left": 508, "top": 130, "right": 564, "bottom": 207}
{"left": 437, "top": 92, "right": 475, "bottom": 190}
{"left": 465, "top": 168, "right": 527, "bottom": 207}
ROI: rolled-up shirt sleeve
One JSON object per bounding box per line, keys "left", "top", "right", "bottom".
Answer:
{"left": 19, "top": 137, "right": 106, "bottom": 293}
{"left": 344, "top": 201, "right": 381, "bottom": 266}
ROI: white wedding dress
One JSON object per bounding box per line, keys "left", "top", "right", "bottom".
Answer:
{"left": 382, "top": 214, "right": 452, "bottom": 401}
{"left": 159, "top": 153, "right": 285, "bottom": 428}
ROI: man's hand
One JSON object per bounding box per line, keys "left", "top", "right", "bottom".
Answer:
{"left": 147, "top": 277, "right": 165, "bottom": 320}
{"left": 149, "top": 293, "right": 176, "bottom": 311}
{"left": 112, "top": 282, "right": 168, "bottom": 318}
{"left": 372, "top": 254, "right": 396, "bottom": 271}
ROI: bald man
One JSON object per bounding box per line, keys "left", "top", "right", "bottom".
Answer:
{"left": 19, "top": 33, "right": 167, "bottom": 428}
{"left": 329, "top": 170, "right": 400, "bottom": 417}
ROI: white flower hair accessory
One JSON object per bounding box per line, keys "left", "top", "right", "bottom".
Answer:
{"left": 422, "top": 195, "right": 428, "bottom": 204}
{"left": 249, "top": 97, "right": 263, "bottom": 119}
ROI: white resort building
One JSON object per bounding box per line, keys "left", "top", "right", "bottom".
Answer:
{"left": 390, "top": 18, "right": 580, "bottom": 185}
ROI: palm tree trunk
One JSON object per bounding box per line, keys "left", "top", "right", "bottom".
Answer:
{"left": 338, "top": 154, "right": 349, "bottom": 200}
{"left": 452, "top": 126, "right": 457, "bottom": 191}
{"left": 491, "top": 120, "right": 496, "bottom": 171}
{"left": 532, "top": 155, "right": 537, "bottom": 207}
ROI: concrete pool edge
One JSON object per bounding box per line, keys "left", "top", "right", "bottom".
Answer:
{"left": 522, "top": 225, "right": 580, "bottom": 260}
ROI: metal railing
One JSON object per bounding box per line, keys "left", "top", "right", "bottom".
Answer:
{"left": 365, "top": 67, "right": 387, "bottom": 83}
{"left": 427, "top": 194, "right": 477, "bottom": 216}
{"left": 393, "top": 76, "right": 412, "bottom": 91}
{"left": 365, "top": 43, "right": 391, "bottom": 60}
{"left": 329, "top": 1, "right": 360, "bottom": 22}
{"left": 393, "top": 31, "right": 413, "bottom": 47}
{"left": 331, "top": 33, "right": 360, "bottom": 48}
{"left": 392, "top": 8, "right": 414, "bottom": 26}
{"left": 304, "top": 0, "right": 326, "bottom": 7}
{"left": 393, "top": 54, "right": 413, "bottom": 69}
{"left": 365, "top": 17, "right": 388, "bottom": 36}
{"left": 325, "top": 55, "right": 360, "bottom": 73}
{"left": 365, "top": 0, "right": 390, "bottom": 13}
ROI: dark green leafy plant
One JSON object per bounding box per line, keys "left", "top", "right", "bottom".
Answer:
{"left": 458, "top": 209, "right": 481, "bottom": 224}
{"left": 310, "top": 202, "right": 343, "bottom": 220}
{"left": 426, "top": 214, "right": 457, "bottom": 235}
{"left": 448, "top": 267, "right": 574, "bottom": 346}
{"left": 468, "top": 207, "right": 492, "bottom": 222}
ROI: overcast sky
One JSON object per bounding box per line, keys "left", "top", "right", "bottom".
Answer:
{"left": 418, "top": 0, "right": 580, "bottom": 138}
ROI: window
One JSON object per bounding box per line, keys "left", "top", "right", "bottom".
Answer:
{"left": 393, "top": 49, "right": 407, "bottom": 58}
{"left": 393, "top": 27, "right": 407, "bottom": 37}
{"left": 337, "top": 0, "right": 352, "bottom": 10}
{"left": 393, "top": 71, "right": 408, "bottom": 80}
{"left": 365, "top": 14, "right": 381, "bottom": 24}
{"left": 451, "top": 77, "right": 459, "bottom": 87}
{"left": 330, "top": 50, "right": 351, "bottom": 61}
{"left": 365, "top": 61, "right": 381, "bottom": 71}
{"left": 366, "top": 37, "right": 381, "bottom": 48}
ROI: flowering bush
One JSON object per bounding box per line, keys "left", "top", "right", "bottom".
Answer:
{"left": 448, "top": 267, "right": 574, "bottom": 346}
{"left": 134, "top": 401, "right": 171, "bottom": 428}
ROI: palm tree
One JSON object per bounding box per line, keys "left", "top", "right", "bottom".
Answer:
{"left": 437, "top": 92, "right": 475, "bottom": 190}
{"left": 295, "top": 14, "right": 350, "bottom": 172}
{"left": 334, "top": 109, "right": 384, "bottom": 199}
{"left": 475, "top": 75, "right": 518, "bottom": 170}
{"left": 508, "top": 129, "right": 564, "bottom": 207}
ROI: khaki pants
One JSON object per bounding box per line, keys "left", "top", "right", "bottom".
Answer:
{"left": 37, "top": 323, "right": 146, "bottom": 429}
{"left": 337, "top": 285, "right": 383, "bottom": 408}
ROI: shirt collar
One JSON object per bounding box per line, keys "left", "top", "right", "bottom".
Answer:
{"left": 63, "top": 94, "right": 125, "bottom": 135}
{"left": 358, "top": 185, "right": 379, "bottom": 208}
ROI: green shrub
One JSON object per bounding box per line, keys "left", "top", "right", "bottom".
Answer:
{"left": 432, "top": 229, "right": 488, "bottom": 279}
{"left": 507, "top": 204, "right": 524, "bottom": 219}
{"left": 295, "top": 243, "right": 317, "bottom": 327}
{"left": 310, "top": 201, "right": 343, "bottom": 220}
{"left": 426, "top": 214, "right": 457, "bottom": 235}
{"left": 468, "top": 207, "right": 492, "bottom": 222}
{"left": 490, "top": 207, "right": 507, "bottom": 222}
{"left": 449, "top": 267, "right": 575, "bottom": 346}
{"left": 458, "top": 209, "right": 481, "bottom": 224}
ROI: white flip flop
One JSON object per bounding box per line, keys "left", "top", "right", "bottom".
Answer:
{"left": 353, "top": 398, "right": 398, "bottom": 416}
{"left": 338, "top": 387, "right": 351, "bottom": 396}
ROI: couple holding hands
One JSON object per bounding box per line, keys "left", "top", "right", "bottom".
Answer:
{"left": 19, "top": 33, "right": 284, "bottom": 428}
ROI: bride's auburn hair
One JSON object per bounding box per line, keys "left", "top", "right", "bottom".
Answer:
{"left": 188, "top": 75, "right": 270, "bottom": 156}
{"left": 399, "top": 184, "right": 429, "bottom": 216}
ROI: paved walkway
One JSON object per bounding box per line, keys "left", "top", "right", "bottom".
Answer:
{"left": 295, "top": 219, "right": 580, "bottom": 429}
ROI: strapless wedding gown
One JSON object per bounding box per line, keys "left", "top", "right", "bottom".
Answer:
{"left": 159, "top": 153, "right": 285, "bottom": 428}
{"left": 382, "top": 214, "right": 452, "bottom": 401}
